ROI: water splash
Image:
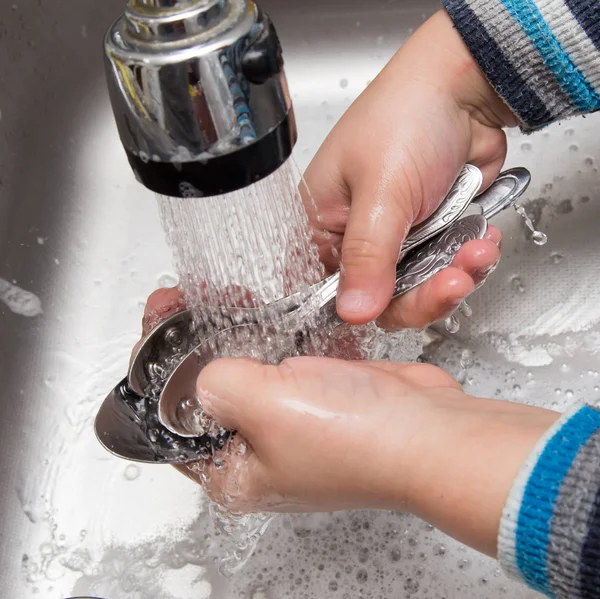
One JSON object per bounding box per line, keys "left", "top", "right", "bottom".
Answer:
{"left": 514, "top": 205, "right": 547, "bottom": 246}
{"left": 458, "top": 300, "right": 472, "bottom": 318}
{"left": 152, "top": 157, "right": 426, "bottom": 574}
{"left": 444, "top": 312, "right": 460, "bottom": 334}
{"left": 157, "top": 159, "right": 324, "bottom": 324}
{"left": 457, "top": 349, "right": 474, "bottom": 385}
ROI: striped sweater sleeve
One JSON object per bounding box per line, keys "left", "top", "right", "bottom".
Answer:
{"left": 442, "top": 0, "right": 600, "bottom": 130}
{"left": 498, "top": 401, "right": 600, "bottom": 597}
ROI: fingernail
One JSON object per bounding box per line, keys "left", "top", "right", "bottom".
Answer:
{"left": 337, "top": 290, "right": 376, "bottom": 315}
{"left": 472, "top": 263, "right": 498, "bottom": 280}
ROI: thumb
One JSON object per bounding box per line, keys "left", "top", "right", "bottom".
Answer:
{"left": 195, "top": 357, "right": 265, "bottom": 434}
{"left": 336, "top": 173, "right": 418, "bottom": 324}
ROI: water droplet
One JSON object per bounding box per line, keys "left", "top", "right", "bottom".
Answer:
{"left": 584, "top": 156, "right": 594, "bottom": 166}
{"left": 514, "top": 205, "right": 547, "bottom": 246}
{"left": 555, "top": 388, "right": 562, "bottom": 395}
{"left": 564, "top": 128, "right": 575, "bottom": 137}
{"left": 565, "top": 390, "right": 574, "bottom": 399}
{"left": 510, "top": 275, "right": 525, "bottom": 293}
{"left": 444, "top": 312, "right": 460, "bottom": 333}
{"left": 339, "top": 78, "right": 348, "bottom": 89}
{"left": 458, "top": 299, "right": 472, "bottom": 318}
{"left": 550, "top": 252, "right": 563, "bottom": 264}
{"left": 569, "top": 143, "right": 579, "bottom": 152}
{"left": 157, "top": 272, "right": 178, "bottom": 288}
{"left": 457, "top": 558, "right": 471, "bottom": 570}
{"left": 520, "top": 142, "right": 533, "bottom": 152}
{"left": 389, "top": 547, "right": 401, "bottom": 562}
{"left": 124, "top": 464, "right": 141, "bottom": 481}
{"left": 459, "top": 349, "right": 474, "bottom": 370}
{"left": 432, "top": 543, "right": 446, "bottom": 556}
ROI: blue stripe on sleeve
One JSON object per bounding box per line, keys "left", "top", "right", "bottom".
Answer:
{"left": 516, "top": 405, "right": 600, "bottom": 596}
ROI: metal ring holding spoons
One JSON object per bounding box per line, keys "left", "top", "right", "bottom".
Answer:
{"left": 95, "top": 166, "right": 531, "bottom": 465}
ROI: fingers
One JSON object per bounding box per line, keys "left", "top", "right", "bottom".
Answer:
{"left": 130, "top": 286, "right": 185, "bottom": 362}
{"left": 377, "top": 226, "right": 501, "bottom": 329}
{"left": 335, "top": 176, "right": 414, "bottom": 325}
{"left": 142, "top": 286, "right": 185, "bottom": 336}
{"left": 451, "top": 237, "right": 501, "bottom": 285}
{"left": 377, "top": 266, "right": 473, "bottom": 330}
{"left": 195, "top": 357, "right": 266, "bottom": 434}
{"left": 484, "top": 224, "right": 502, "bottom": 246}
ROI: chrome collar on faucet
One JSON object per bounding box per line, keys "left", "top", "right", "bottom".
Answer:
{"left": 105, "top": 0, "right": 296, "bottom": 197}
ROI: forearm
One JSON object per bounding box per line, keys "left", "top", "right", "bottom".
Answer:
{"left": 392, "top": 396, "right": 600, "bottom": 598}
{"left": 400, "top": 394, "right": 559, "bottom": 556}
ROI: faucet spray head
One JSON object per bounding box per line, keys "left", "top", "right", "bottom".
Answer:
{"left": 104, "top": 0, "right": 297, "bottom": 198}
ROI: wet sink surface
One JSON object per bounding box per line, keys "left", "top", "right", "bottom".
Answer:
{"left": 1, "top": 0, "right": 599, "bottom": 597}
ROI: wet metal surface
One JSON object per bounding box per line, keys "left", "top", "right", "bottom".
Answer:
{"left": 1, "top": 1, "right": 599, "bottom": 597}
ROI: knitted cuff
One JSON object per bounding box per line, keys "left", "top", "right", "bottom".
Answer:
{"left": 442, "top": 0, "right": 600, "bottom": 131}
{"left": 498, "top": 402, "right": 600, "bottom": 598}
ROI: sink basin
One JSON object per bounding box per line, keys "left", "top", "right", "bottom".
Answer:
{"left": 2, "top": 0, "right": 599, "bottom": 597}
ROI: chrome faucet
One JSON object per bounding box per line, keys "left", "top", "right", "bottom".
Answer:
{"left": 104, "top": 0, "right": 296, "bottom": 197}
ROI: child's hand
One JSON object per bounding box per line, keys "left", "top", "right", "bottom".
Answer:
{"left": 303, "top": 10, "right": 516, "bottom": 328}
{"left": 133, "top": 289, "right": 558, "bottom": 556}
{"left": 184, "top": 356, "right": 558, "bottom": 557}
{"left": 184, "top": 356, "right": 461, "bottom": 513}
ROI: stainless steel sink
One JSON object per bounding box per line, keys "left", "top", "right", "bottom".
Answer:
{"left": 2, "top": 1, "right": 599, "bottom": 597}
